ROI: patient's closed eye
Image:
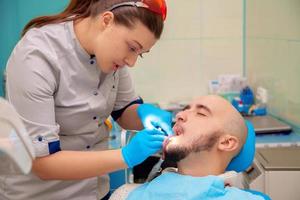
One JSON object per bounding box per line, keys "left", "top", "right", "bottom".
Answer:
{"left": 197, "top": 112, "right": 206, "bottom": 116}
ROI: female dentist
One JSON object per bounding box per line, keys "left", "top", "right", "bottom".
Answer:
{"left": 1, "top": 0, "right": 172, "bottom": 199}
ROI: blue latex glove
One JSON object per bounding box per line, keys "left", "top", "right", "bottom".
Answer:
{"left": 122, "top": 129, "right": 166, "bottom": 168}
{"left": 137, "top": 104, "right": 173, "bottom": 136}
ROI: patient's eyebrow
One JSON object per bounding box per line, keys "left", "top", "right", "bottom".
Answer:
{"left": 182, "top": 105, "right": 190, "bottom": 111}
{"left": 195, "top": 104, "right": 212, "bottom": 115}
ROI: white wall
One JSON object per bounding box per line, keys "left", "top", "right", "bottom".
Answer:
{"left": 131, "top": 0, "right": 244, "bottom": 104}
{"left": 247, "top": 0, "right": 300, "bottom": 126}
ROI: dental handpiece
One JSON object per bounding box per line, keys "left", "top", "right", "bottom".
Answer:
{"left": 154, "top": 125, "right": 168, "bottom": 136}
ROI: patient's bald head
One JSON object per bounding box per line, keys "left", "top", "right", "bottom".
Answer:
{"left": 164, "top": 95, "right": 247, "bottom": 164}
{"left": 207, "top": 95, "right": 247, "bottom": 156}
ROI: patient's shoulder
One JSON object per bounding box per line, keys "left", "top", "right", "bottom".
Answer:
{"left": 109, "top": 184, "right": 141, "bottom": 200}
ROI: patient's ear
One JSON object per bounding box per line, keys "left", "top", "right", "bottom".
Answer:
{"left": 218, "top": 134, "right": 239, "bottom": 152}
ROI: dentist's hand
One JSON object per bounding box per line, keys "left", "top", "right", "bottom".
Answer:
{"left": 137, "top": 104, "right": 173, "bottom": 136}
{"left": 121, "top": 129, "right": 166, "bottom": 168}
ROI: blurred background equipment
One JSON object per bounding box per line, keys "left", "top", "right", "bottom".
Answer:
{"left": 0, "top": 98, "right": 35, "bottom": 175}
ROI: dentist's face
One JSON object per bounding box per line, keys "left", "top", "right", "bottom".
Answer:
{"left": 93, "top": 16, "right": 157, "bottom": 73}
{"left": 163, "top": 96, "right": 226, "bottom": 162}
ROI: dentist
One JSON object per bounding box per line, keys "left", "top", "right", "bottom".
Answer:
{"left": 2, "top": 0, "right": 172, "bottom": 199}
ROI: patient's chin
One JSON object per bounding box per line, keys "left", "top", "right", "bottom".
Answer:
{"left": 164, "top": 145, "right": 190, "bottom": 163}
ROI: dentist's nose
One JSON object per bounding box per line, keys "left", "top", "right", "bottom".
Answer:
{"left": 125, "top": 54, "right": 138, "bottom": 67}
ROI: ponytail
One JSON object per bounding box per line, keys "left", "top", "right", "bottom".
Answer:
{"left": 22, "top": 0, "right": 96, "bottom": 36}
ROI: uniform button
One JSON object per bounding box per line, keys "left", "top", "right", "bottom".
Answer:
{"left": 111, "top": 135, "right": 116, "bottom": 140}
{"left": 38, "top": 136, "right": 43, "bottom": 141}
{"left": 86, "top": 145, "right": 90, "bottom": 149}
{"left": 113, "top": 85, "right": 115, "bottom": 89}
{"left": 93, "top": 116, "right": 97, "bottom": 120}
{"left": 93, "top": 91, "right": 98, "bottom": 96}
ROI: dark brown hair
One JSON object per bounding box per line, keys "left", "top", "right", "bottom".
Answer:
{"left": 22, "top": 0, "right": 164, "bottom": 38}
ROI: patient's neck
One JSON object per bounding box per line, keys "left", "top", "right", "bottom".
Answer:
{"left": 177, "top": 152, "right": 226, "bottom": 177}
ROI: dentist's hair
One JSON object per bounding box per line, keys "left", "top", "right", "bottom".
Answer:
{"left": 22, "top": 0, "right": 164, "bottom": 39}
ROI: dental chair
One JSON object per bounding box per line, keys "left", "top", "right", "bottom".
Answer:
{"left": 226, "top": 121, "right": 271, "bottom": 200}
{"left": 0, "top": 98, "right": 35, "bottom": 175}
{"left": 109, "top": 121, "right": 271, "bottom": 200}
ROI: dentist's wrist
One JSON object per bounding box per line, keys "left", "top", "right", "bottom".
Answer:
{"left": 121, "top": 146, "right": 133, "bottom": 168}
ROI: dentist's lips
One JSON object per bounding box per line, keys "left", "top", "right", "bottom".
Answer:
{"left": 113, "top": 63, "right": 125, "bottom": 71}
{"left": 113, "top": 63, "right": 119, "bottom": 71}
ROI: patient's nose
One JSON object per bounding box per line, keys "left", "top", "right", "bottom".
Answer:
{"left": 176, "top": 111, "right": 187, "bottom": 122}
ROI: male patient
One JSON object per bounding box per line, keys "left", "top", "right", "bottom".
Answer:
{"left": 110, "top": 95, "right": 263, "bottom": 200}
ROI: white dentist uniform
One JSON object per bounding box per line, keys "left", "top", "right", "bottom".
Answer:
{"left": 1, "top": 20, "right": 138, "bottom": 200}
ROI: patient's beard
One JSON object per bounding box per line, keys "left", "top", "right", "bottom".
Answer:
{"left": 164, "top": 133, "right": 219, "bottom": 163}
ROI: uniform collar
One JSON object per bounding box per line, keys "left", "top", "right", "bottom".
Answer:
{"left": 66, "top": 20, "right": 93, "bottom": 64}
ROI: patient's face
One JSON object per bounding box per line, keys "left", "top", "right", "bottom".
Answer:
{"left": 164, "top": 96, "right": 228, "bottom": 162}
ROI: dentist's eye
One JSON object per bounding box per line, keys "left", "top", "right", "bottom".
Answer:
{"left": 129, "top": 46, "right": 136, "bottom": 52}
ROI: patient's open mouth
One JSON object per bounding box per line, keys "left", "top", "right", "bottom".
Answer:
{"left": 162, "top": 125, "right": 184, "bottom": 159}
{"left": 173, "top": 124, "right": 184, "bottom": 136}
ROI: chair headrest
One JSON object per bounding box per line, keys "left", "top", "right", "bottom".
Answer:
{"left": 226, "top": 120, "right": 256, "bottom": 172}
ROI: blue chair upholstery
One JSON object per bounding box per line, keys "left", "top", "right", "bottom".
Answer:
{"left": 244, "top": 189, "right": 271, "bottom": 200}
{"left": 226, "top": 120, "right": 256, "bottom": 172}
{"left": 226, "top": 120, "right": 271, "bottom": 200}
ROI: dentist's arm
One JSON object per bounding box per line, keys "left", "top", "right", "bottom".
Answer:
{"left": 32, "top": 129, "right": 165, "bottom": 180}
{"left": 116, "top": 104, "right": 143, "bottom": 130}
